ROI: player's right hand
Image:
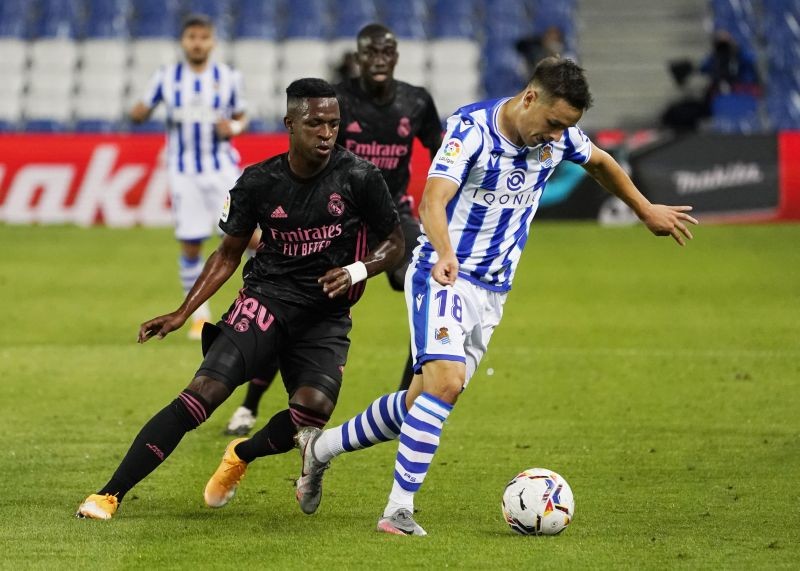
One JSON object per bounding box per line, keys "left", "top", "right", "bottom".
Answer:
{"left": 138, "top": 312, "right": 188, "bottom": 343}
{"left": 431, "top": 254, "right": 459, "bottom": 286}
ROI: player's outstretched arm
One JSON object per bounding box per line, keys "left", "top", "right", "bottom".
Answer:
{"left": 581, "top": 143, "right": 699, "bottom": 246}
{"left": 138, "top": 234, "right": 250, "bottom": 343}
{"left": 129, "top": 102, "right": 153, "bottom": 124}
{"left": 318, "top": 225, "right": 405, "bottom": 298}
{"left": 419, "top": 177, "right": 460, "bottom": 285}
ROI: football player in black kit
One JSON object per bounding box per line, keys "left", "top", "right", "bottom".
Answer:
{"left": 225, "top": 23, "right": 442, "bottom": 436}
{"left": 76, "top": 78, "right": 404, "bottom": 520}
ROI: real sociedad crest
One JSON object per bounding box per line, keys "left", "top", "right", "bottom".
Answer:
{"left": 539, "top": 144, "right": 554, "bottom": 168}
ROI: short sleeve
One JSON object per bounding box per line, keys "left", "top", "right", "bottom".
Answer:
{"left": 141, "top": 67, "right": 165, "bottom": 108}
{"left": 562, "top": 127, "right": 593, "bottom": 164}
{"left": 354, "top": 166, "right": 400, "bottom": 241}
{"left": 417, "top": 88, "right": 443, "bottom": 153}
{"left": 229, "top": 69, "right": 247, "bottom": 115}
{"left": 219, "top": 167, "right": 257, "bottom": 237}
{"left": 427, "top": 114, "right": 484, "bottom": 186}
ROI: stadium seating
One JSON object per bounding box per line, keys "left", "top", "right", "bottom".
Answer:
{"left": 711, "top": 0, "right": 758, "bottom": 53}
{"left": 710, "top": 93, "right": 761, "bottom": 134}
{"left": 234, "top": 0, "right": 279, "bottom": 39}
{"left": 84, "top": 0, "right": 130, "bottom": 38}
{"left": 232, "top": 39, "right": 281, "bottom": 128}
{"left": 130, "top": 0, "right": 180, "bottom": 38}
{"left": 429, "top": 0, "right": 481, "bottom": 115}
{"left": 763, "top": 0, "right": 800, "bottom": 129}
{"left": 381, "top": 0, "right": 428, "bottom": 38}
{"left": 0, "top": 0, "right": 34, "bottom": 38}
{"left": 36, "top": 0, "right": 84, "bottom": 39}
{"left": 4, "top": 0, "right": 573, "bottom": 132}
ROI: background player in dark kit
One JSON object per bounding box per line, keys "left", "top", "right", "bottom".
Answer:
{"left": 76, "top": 78, "right": 404, "bottom": 520}
{"left": 226, "top": 25, "right": 442, "bottom": 433}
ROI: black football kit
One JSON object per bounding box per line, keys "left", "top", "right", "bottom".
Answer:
{"left": 335, "top": 78, "right": 442, "bottom": 289}
{"left": 197, "top": 147, "right": 399, "bottom": 401}
{"left": 335, "top": 78, "right": 442, "bottom": 214}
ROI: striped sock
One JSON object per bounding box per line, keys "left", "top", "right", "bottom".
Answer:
{"left": 386, "top": 392, "right": 453, "bottom": 515}
{"left": 313, "top": 390, "right": 408, "bottom": 463}
{"left": 179, "top": 254, "right": 203, "bottom": 295}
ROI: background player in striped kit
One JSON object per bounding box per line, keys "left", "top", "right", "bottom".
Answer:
{"left": 292, "top": 57, "right": 699, "bottom": 535}
{"left": 130, "top": 14, "right": 252, "bottom": 340}
{"left": 224, "top": 23, "right": 443, "bottom": 436}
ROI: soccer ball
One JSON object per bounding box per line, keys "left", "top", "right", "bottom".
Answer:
{"left": 501, "top": 468, "right": 575, "bottom": 535}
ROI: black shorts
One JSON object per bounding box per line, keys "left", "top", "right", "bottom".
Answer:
{"left": 196, "top": 290, "right": 352, "bottom": 403}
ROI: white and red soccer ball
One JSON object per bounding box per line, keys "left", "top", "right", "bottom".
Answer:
{"left": 501, "top": 468, "right": 575, "bottom": 536}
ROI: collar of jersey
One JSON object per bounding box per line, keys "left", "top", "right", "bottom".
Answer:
{"left": 490, "top": 98, "right": 528, "bottom": 154}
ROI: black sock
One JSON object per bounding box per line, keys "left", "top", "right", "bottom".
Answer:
{"left": 242, "top": 360, "right": 278, "bottom": 415}
{"left": 288, "top": 402, "right": 330, "bottom": 429}
{"left": 234, "top": 402, "right": 332, "bottom": 463}
{"left": 398, "top": 350, "right": 414, "bottom": 391}
{"left": 98, "top": 390, "right": 210, "bottom": 501}
{"left": 234, "top": 409, "right": 295, "bottom": 462}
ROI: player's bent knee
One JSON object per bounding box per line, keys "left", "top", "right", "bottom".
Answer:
{"left": 421, "top": 361, "right": 466, "bottom": 404}
{"left": 186, "top": 375, "right": 232, "bottom": 411}
{"left": 289, "top": 374, "right": 340, "bottom": 417}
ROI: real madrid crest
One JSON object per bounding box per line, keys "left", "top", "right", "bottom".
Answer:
{"left": 328, "top": 192, "right": 345, "bottom": 216}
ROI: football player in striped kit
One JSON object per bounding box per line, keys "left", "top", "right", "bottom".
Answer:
{"left": 130, "top": 14, "right": 251, "bottom": 340}
{"left": 292, "top": 57, "right": 699, "bottom": 536}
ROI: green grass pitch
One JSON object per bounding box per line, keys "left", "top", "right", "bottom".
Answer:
{"left": 0, "top": 222, "right": 798, "bottom": 569}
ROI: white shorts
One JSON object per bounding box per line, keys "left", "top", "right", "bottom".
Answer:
{"left": 168, "top": 165, "right": 240, "bottom": 241}
{"left": 405, "top": 265, "right": 507, "bottom": 387}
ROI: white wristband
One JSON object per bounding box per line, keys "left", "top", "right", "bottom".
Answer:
{"left": 343, "top": 261, "right": 368, "bottom": 284}
{"left": 229, "top": 120, "right": 243, "bottom": 136}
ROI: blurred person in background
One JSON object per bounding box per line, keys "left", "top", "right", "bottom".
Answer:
{"left": 661, "top": 28, "right": 761, "bottom": 131}
{"left": 224, "top": 23, "right": 443, "bottom": 435}
{"left": 516, "top": 25, "right": 578, "bottom": 76}
{"left": 130, "top": 14, "right": 253, "bottom": 340}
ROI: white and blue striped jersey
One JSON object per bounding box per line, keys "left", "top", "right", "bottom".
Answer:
{"left": 141, "top": 61, "right": 246, "bottom": 174}
{"left": 416, "top": 97, "right": 593, "bottom": 292}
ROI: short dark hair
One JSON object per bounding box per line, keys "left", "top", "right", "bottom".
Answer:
{"left": 181, "top": 14, "right": 214, "bottom": 35}
{"left": 285, "top": 78, "right": 337, "bottom": 101}
{"left": 357, "top": 23, "right": 394, "bottom": 43}
{"left": 529, "top": 57, "right": 593, "bottom": 110}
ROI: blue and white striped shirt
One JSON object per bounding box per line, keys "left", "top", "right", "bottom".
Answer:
{"left": 415, "top": 97, "right": 593, "bottom": 292}
{"left": 142, "top": 61, "right": 246, "bottom": 174}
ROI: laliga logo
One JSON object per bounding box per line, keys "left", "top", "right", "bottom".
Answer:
{"left": 506, "top": 169, "right": 526, "bottom": 191}
{"left": 443, "top": 139, "right": 462, "bottom": 157}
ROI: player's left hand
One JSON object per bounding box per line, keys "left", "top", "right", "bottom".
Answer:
{"left": 138, "top": 312, "right": 188, "bottom": 343}
{"left": 318, "top": 268, "right": 352, "bottom": 298}
{"left": 215, "top": 119, "right": 238, "bottom": 139}
{"left": 641, "top": 204, "right": 699, "bottom": 246}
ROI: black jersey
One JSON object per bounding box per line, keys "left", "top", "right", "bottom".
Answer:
{"left": 335, "top": 78, "right": 442, "bottom": 214}
{"left": 219, "top": 146, "right": 399, "bottom": 313}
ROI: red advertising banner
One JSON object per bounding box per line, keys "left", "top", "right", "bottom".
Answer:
{"left": 0, "top": 134, "right": 431, "bottom": 226}
{"left": 778, "top": 131, "right": 800, "bottom": 220}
